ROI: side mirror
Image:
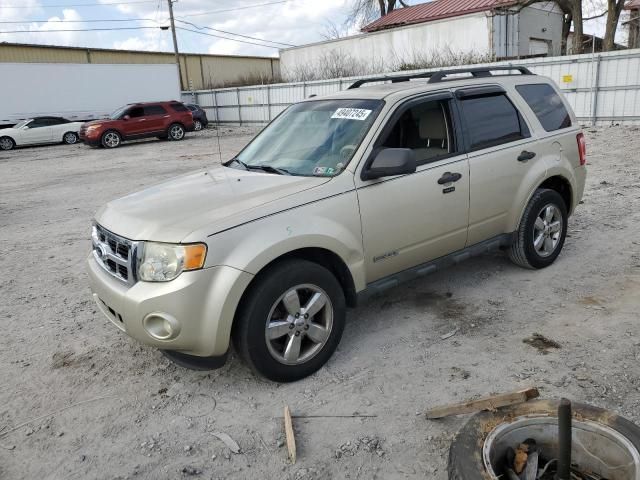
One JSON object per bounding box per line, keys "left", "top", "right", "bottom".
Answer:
{"left": 361, "top": 148, "right": 416, "bottom": 180}
{"left": 123, "top": 115, "right": 131, "bottom": 121}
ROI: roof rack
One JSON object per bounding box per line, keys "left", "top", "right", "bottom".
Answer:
{"left": 348, "top": 66, "right": 534, "bottom": 89}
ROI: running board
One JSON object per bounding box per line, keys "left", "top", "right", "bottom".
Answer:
{"left": 357, "top": 233, "right": 514, "bottom": 303}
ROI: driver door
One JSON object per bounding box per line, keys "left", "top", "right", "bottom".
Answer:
{"left": 22, "top": 118, "right": 54, "bottom": 145}
{"left": 355, "top": 93, "right": 470, "bottom": 283}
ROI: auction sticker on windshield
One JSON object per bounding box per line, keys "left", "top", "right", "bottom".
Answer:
{"left": 331, "top": 108, "right": 372, "bottom": 121}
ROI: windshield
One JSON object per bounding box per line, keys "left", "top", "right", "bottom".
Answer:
{"left": 233, "top": 99, "right": 383, "bottom": 177}
{"left": 14, "top": 119, "right": 32, "bottom": 128}
{"left": 109, "top": 105, "right": 129, "bottom": 120}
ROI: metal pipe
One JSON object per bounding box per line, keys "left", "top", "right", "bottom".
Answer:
{"left": 556, "top": 398, "right": 572, "bottom": 480}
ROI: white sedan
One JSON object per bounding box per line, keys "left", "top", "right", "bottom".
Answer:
{"left": 0, "top": 117, "right": 84, "bottom": 150}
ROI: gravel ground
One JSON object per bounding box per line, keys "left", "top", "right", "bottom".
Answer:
{"left": 1, "top": 125, "right": 639, "bottom": 480}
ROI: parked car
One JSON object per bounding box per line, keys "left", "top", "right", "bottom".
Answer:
{"left": 0, "top": 117, "right": 83, "bottom": 150}
{"left": 186, "top": 104, "right": 208, "bottom": 131}
{"left": 79, "top": 101, "right": 195, "bottom": 148}
{"left": 87, "top": 67, "right": 586, "bottom": 382}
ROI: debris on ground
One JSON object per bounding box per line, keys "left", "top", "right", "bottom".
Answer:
{"left": 335, "top": 436, "right": 384, "bottom": 459}
{"left": 440, "top": 328, "right": 459, "bottom": 340}
{"left": 523, "top": 334, "right": 562, "bottom": 354}
{"left": 284, "top": 405, "right": 296, "bottom": 464}
{"left": 210, "top": 432, "right": 240, "bottom": 454}
{"left": 425, "top": 388, "right": 540, "bottom": 419}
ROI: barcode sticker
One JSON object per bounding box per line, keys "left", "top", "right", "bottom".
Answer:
{"left": 331, "top": 108, "right": 372, "bottom": 121}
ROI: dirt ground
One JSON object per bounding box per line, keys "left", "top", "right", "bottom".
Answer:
{"left": 1, "top": 125, "right": 639, "bottom": 480}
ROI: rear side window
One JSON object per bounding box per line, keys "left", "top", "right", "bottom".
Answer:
{"left": 143, "top": 105, "right": 167, "bottom": 116}
{"left": 516, "top": 83, "right": 572, "bottom": 131}
{"left": 170, "top": 103, "right": 189, "bottom": 112}
{"left": 460, "top": 94, "right": 529, "bottom": 151}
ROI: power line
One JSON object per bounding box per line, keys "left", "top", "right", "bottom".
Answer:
{"left": 2, "top": 0, "right": 157, "bottom": 7}
{"left": 0, "top": 18, "right": 163, "bottom": 24}
{"left": 0, "top": 26, "right": 161, "bottom": 33}
{"left": 176, "top": 26, "right": 282, "bottom": 49}
{"left": 175, "top": 19, "right": 295, "bottom": 48}
{"left": 179, "top": 0, "right": 295, "bottom": 18}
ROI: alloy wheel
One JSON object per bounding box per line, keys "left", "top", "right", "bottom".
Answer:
{"left": 533, "top": 204, "right": 563, "bottom": 257}
{"left": 194, "top": 120, "right": 202, "bottom": 131}
{"left": 103, "top": 132, "right": 120, "bottom": 148}
{"left": 264, "top": 284, "right": 333, "bottom": 365}
{"left": 0, "top": 138, "right": 13, "bottom": 150}
{"left": 170, "top": 125, "right": 185, "bottom": 140}
{"left": 64, "top": 133, "right": 77, "bottom": 144}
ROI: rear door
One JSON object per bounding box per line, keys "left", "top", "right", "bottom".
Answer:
{"left": 356, "top": 92, "right": 470, "bottom": 283}
{"left": 142, "top": 104, "right": 169, "bottom": 134}
{"left": 454, "top": 86, "right": 539, "bottom": 245}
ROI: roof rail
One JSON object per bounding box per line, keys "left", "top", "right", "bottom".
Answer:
{"left": 348, "top": 66, "right": 534, "bottom": 89}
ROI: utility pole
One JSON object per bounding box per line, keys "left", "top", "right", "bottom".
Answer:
{"left": 167, "top": 0, "right": 184, "bottom": 90}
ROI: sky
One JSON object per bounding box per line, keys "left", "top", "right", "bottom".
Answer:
{"left": 0, "top": 0, "right": 618, "bottom": 58}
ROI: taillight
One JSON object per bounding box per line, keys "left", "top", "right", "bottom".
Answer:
{"left": 577, "top": 132, "right": 586, "bottom": 166}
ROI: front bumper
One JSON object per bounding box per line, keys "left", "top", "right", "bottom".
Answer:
{"left": 79, "top": 131, "right": 101, "bottom": 146}
{"left": 87, "top": 254, "right": 253, "bottom": 357}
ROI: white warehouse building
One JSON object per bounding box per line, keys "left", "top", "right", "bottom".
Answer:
{"left": 280, "top": 0, "right": 564, "bottom": 78}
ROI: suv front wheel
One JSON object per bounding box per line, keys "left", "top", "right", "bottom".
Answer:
{"left": 101, "top": 130, "right": 122, "bottom": 148}
{"left": 233, "top": 259, "right": 346, "bottom": 382}
{"left": 509, "top": 188, "right": 568, "bottom": 269}
{"left": 168, "top": 123, "right": 185, "bottom": 141}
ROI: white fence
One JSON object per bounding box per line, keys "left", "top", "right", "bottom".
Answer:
{"left": 182, "top": 48, "right": 640, "bottom": 126}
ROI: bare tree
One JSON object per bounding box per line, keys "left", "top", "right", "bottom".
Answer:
{"left": 348, "top": 0, "right": 410, "bottom": 28}
{"left": 320, "top": 19, "right": 349, "bottom": 40}
{"left": 603, "top": 0, "right": 626, "bottom": 50}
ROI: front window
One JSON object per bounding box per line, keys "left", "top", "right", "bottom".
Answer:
{"left": 109, "top": 105, "right": 129, "bottom": 120}
{"left": 232, "top": 99, "right": 383, "bottom": 177}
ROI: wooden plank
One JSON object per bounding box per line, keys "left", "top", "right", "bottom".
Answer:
{"left": 284, "top": 405, "right": 296, "bottom": 464}
{"left": 425, "top": 387, "right": 539, "bottom": 419}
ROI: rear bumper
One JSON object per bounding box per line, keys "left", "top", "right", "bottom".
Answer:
{"left": 86, "top": 254, "right": 254, "bottom": 357}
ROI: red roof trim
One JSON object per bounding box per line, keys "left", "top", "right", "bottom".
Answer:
{"left": 362, "top": 0, "right": 517, "bottom": 33}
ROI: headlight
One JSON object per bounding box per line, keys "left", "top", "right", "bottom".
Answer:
{"left": 86, "top": 125, "right": 101, "bottom": 131}
{"left": 138, "top": 242, "right": 207, "bottom": 282}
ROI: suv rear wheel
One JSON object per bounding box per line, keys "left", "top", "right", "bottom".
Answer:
{"left": 233, "top": 259, "right": 346, "bottom": 382}
{"left": 101, "top": 130, "right": 122, "bottom": 149}
{"left": 509, "top": 188, "right": 568, "bottom": 269}
{"left": 168, "top": 123, "right": 185, "bottom": 141}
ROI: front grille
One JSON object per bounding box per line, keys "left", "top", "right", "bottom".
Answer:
{"left": 92, "top": 224, "right": 138, "bottom": 285}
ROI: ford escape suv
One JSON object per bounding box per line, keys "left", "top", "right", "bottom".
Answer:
{"left": 80, "top": 101, "right": 194, "bottom": 148}
{"left": 87, "top": 67, "right": 586, "bottom": 382}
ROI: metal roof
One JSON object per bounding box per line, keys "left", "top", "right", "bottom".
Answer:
{"left": 361, "top": 0, "right": 516, "bottom": 32}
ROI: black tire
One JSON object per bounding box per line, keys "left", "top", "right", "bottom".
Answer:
{"left": 0, "top": 136, "right": 15, "bottom": 151}
{"left": 62, "top": 131, "right": 79, "bottom": 145}
{"left": 448, "top": 399, "right": 640, "bottom": 480}
{"left": 167, "top": 123, "right": 185, "bottom": 141}
{"left": 101, "top": 130, "right": 122, "bottom": 149}
{"left": 509, "top": 188, "right": 568, "bottom": 269}
{"left": 232, "top": 259, "right": 346, "bottom": 382}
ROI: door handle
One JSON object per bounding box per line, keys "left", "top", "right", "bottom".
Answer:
{"left": 437, "top": 172, "right": 462, "bottom": 185}
{"left": 518, "top": 150, "right": 536, "bottom": 162}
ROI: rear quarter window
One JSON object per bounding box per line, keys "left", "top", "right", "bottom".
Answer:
{"left": 170, "top": 103, "right": 189, "bottom": 112}
{"left": 516, "top": 83, "right": 572, "bottom": 132}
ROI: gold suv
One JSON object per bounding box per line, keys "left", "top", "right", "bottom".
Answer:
{"left": 87, "top": 67, "right": 587, "bottom": 382}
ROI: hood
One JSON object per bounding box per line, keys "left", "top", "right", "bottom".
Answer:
{"left": 82, "top": 119, "right": 111, "bottom": 127}
{"left": 95, "top": 166, "right": 330, "bottom": 242}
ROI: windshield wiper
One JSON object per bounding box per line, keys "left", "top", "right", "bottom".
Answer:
{"left": 225, "top": 157, "right": 250, "bottom": 170}
{"left": 246, "top": 164, "right": 291, "bottom": 175}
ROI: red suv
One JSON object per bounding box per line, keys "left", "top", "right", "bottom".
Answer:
{"left": 80, "top": 101, "right": 195, "bottom": 148}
